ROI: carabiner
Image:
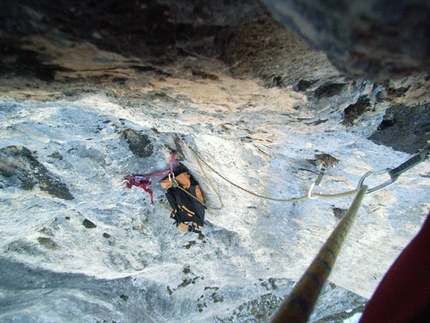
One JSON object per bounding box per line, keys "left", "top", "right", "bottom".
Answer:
{"left": 357, "top": 168, "right": 397, "bottom": 194}
{"left": 168, "top": 172, "right": 175, "bottom": 182}
{"left": 358, "top": 147, "right": 430, "bottom": 194}
{"left": 168, "top": 172, "right": 180, "bottom": 188}
{"left": 307, "top": 183, "right": 317, "bottom": 199}
{"left": 315, "top": 166, "right": 327, "bottom": 186}
{"left": 388, "top": 146, "right": 430, "bottom": 180}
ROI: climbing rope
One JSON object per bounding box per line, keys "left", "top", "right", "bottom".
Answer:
{"left": 184, "top": 144, "right": 430, "bottom": 204}
{"left": 127, "top": 142, "right": 429, "bottom": 210}
{"left": 271, "top": 185, "right": 369, "bottom": 323}
{"left": 187, "top": 146, "right": 224, "bottom": 210}
{"left": 185, "top": 145, "right": 358, "bottom": 204}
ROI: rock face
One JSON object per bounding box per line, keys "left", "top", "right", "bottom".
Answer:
{"left": 369, "top": 103, "right": 430, "bottom": 154}
{"left": 0, "top": 145, "right": 74, "bottom": 200}
{"left": 262, "top": 0, "right": 430, "bottom": 80}
{"left": 0, "top": 1, "right": 429, "bottom": 322}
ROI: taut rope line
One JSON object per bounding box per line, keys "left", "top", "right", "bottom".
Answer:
{"left": 185, "top": 145, "right": 358, "bottom": 203}
{"left": 271, "top": 185, "right": 369, "bottom": 323}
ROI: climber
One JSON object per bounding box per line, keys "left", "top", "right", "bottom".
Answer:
{"left": 125, "top": 152, "right": 205, "bottom": 233}
{"left": 160, "top": 164, "right": 206, "bottom": 233}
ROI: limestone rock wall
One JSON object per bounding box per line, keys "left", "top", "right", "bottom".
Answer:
{"left": 0, "top": 1, "right": 429, "bottom": 322}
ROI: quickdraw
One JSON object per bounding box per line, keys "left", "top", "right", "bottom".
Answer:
{"left": 271, "top": 147, "right": 430, "bottom": 323}
{"left": 357, "top": 146, "right": 430, "bottom": 193}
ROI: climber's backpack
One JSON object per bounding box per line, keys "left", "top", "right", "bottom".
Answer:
{"left": 161, "top": 165, "right": 205, "bottom": 233}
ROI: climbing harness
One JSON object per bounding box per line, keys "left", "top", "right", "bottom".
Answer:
{"left": 124, "top": 152, "right": 180, "bottom": 203}
{"left": 357, "top": 146, "right": 430, "bottom": 193}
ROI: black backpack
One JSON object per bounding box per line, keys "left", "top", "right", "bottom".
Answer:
{"left": 161, "top": 165, "right": 205, "bottom": 233}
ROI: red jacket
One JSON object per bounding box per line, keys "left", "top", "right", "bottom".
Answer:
{"left": 360, "top": 213, "right": 430, "bottom": 322}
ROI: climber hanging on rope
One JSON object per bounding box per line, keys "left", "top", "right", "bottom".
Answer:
{"left": 160, "top": 163, "right": 206, "bottom": 233}
{"left": 124, "top": 152, "right": 206, "bottom": 233}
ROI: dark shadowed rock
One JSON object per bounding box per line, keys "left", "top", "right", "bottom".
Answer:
{"left": 315, "top": 83, "right": 347, "bottom": 99}
{"left": 83, "top": 218, "right": 97, "bottom": 229}
{"left": 262, "top": 0, "right": 430, "bottom": 80}
{"left": 122, "top": 129, "right": 154, "bottom": 158}
{"left": 37, "top": 237, "right": 60, "bottom": 250}
{"left": 1, "top": 0, "right": 429, "bottom": 80}
{"left": 0, "top": 146, "right": 74, "bottom": 200}
{"left": 369, "top": 103, "right": 430, "bottom": 154}
{"left": 343, "top": 96, "right": 372, "bottom": 126}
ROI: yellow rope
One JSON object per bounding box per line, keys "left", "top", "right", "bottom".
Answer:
{"left": 271, "top": 185, "right": 368, "bottom": 323}
{"left": 312, "top": 190, "right": 358, "bottom": 199}
{"left": 190, "top": 146, "right": 224, "bottom": 210}
{"left": 175, "top": 185, "right": 223, "bottom": 210}
{"left": 186, "top": 145, "right": 358, "bottom": 203}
